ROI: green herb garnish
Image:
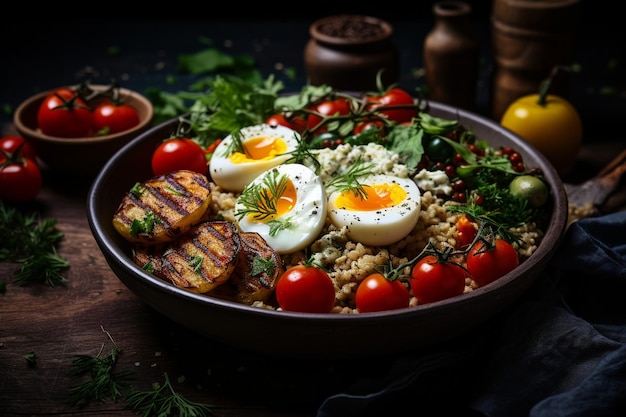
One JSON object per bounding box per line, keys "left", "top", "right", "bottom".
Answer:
{"left": 67, "top": 327, "right": 135, "bottom": 408}
{"left": 250, "top": 256, "right": 276, "bottom": 276}
{"left": 0, "top": 201, "right": 69, "bottom": 286}
{"left": 130, "top": 211, "right": 158, "bottom": 236}
{"left": 236, "top": 168, "right": 288, "bottom": 222}
{"left": 325, "top": 157, "right": 375, "bottom": 199}
{"left": 125, "top": 372, "right": 213, "bottom": 417}
{"left": 189, "top": 255, "right": 203, "bottom": 274}
{"left": 24, "top": 351, "right": 37, "bottom": 366}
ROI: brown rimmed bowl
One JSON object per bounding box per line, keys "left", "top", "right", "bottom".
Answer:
{"left": 13, "top": 84, "right": 153, "bottom": 176}
{"left": 86, "top": 101, "right": 568, "bottom": 359}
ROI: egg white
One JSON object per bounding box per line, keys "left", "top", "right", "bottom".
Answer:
{"left": 210, "top": 123, "right": 300, "bottom": 192}
{"left": 327, "top": 174, "right": 421, "bottom": 246}
{"left": 235, "top": 164, "right": 327, "bottom": 254}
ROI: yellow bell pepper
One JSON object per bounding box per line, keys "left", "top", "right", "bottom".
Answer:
{"left": 500, "top": 68, "right": 583, "bottom": 176}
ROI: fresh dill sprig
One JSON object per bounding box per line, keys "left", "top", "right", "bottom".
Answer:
{"left": 324, "top": 157, "right": 375, "bottom": 198}
{"left": 267, "top": 217, "right": 293, "bottom": 237}
{"left": 67, "top": 327, "right": 135, "bottom": 408}
{"left": 235, "top": 168, "right": 288, "bottom": 221}
{"left": 0, "top": 201, "right": 69, "bottom": 286}
{"left": 224, "top": 128, "right": 246, "bottom": 156}
{"left": 285, "top": 132, "right": 321, "bottom": 171}
{"left": 125, "top": 372, "right": 213, "bottom": 417}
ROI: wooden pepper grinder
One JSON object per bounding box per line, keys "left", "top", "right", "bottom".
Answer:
{"left": 423, "top": 1, "right": 479, "bottom": 111}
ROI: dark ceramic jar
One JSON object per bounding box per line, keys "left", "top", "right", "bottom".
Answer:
{"left": 304, "top": 14, "right": 398, "bottom": 91}
{"left": 423, "top": 1, "right": 479, "bottom": 111}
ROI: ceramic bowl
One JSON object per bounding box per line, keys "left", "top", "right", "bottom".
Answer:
{"left": 13, "top": 84, "right": 153, "bottom": 176}
{"left": 87, "top": 101, "right": 568, "bottom": 359}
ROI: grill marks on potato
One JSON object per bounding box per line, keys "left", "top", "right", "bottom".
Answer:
{"left": 112, "top": 170, "right": 211, "bottom": 244}
{"left": 132, "top": 222, "right": 283, "bottom": 300}
{"left": 231, "top": 232, "right": 284, "bottom": 304}
{"left": 118, "top": 170, "right": 284, "bottom": 302}
{"left": 159, "top": 221, "right": 241, "bottom": 293}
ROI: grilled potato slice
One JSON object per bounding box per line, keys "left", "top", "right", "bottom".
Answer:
{"left": 231, "top": 232, "right": 284, "bottom": 305}
{"left": 132, "top": 244, "right": 166, "bottom": 279}
{"left": 160, "top": 221, "right": 241, "bottom": 293}
{"left": 112, "top": 170, "right": 211, "bottom": 245}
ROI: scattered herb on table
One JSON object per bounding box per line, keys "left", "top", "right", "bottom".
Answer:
{"left": 67, "top": 327, "right": 135, "bottom": 408}
{"left": 125, "top": 372, "right": 214, "bottom": 417}
{"left": 0, "top": 201, "right": 69, "bottom": 287}
{"left": 24, "top": 351, "right": 37, "bottom": 367}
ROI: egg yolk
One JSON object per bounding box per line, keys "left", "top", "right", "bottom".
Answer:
{"left": 274, "top": 179, "right": 297, "bottom": 218}
{"left": 335, "top": 183, "right": 407, "bottom": 211}
{"left": 230, "top": 136, "right": 288, "bottom": 163}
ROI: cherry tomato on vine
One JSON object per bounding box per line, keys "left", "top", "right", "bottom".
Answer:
{"left": 307, "top": 98, "right": 351, "bottom": 133}
{"left": 266, "top": 113, "right": 307, "bottom": 133}
{"left": 0, "top": 136, "right": 37, "bottom": 161}
{"left": 366, "top": 88, "right": 418, "bottom": 124}
{"left": 353, "top": 120, "right": 384, "bottom": 135}
{"left": 410, "top": 255, "right": 467, "bottom": 304}
{"left": 37, "top": 87, "right": 93, "bottom": 138}
{"left": 93, "top": 101, "right": 140, "bottom": 135}
{"left": 355, "top": 273, "right": 410, "bottom": 313}
{"left": 275, "top": 265, "right": 336, "bottom": 313}
{"left": 0, "top": 153, "right": 42, "bottom": 203}
{"left": 466, "top": 238, "right": 519, "bottom": 287}
{"left": 151, "top": 137, "right": 208, "bottom": 176}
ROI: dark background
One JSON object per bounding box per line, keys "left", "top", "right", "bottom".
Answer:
{"left": 1, "top": 1, "right": 623, "bottom": 143}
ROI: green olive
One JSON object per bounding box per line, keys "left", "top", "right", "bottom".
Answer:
{"left": 509, "top": 175, "right": 549, "bottom": 207}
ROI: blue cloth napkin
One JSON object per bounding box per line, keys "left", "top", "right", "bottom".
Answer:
{"left": 317, "top": 210, "right": 626, "bottom": 417}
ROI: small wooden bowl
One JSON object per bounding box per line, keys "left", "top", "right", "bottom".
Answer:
{"left": 13, "top": 85, "right": 154, "bottom": 176}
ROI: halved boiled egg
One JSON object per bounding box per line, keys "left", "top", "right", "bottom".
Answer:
{"left": 327, "top": 174, "right": 421, "bottom": 246}
{"left": 234, "top": 163, "right": 327, "bottom": 254}
{"left": 210, "top": 123, "right": 300, "bottom": 192}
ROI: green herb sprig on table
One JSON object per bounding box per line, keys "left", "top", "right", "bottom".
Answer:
{"left": 0, "top": 201, "right": 69, "bottom": 287}
{"left": 125, "top": 372, "right": 213, "bottom": 417}
{"left": 67, "top": 327, "right": 135, "bottom": 408}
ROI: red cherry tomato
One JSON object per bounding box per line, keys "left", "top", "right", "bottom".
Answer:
{"left": 455, "top": 214, "right": 478, "bottom": 249}
{"left": 353, "top": 120, "right": 385, "bottom": 135}
{"left": 0, "top": 154, "right": 42, "bottom": 203}
{"left": 275, "top": 265, "right": 336, "bottom": 313}
{"left": 355, "top": 273, "right": 410, "bottom": 313}
{"left": 366, "top": 88, "right": 418, "bottom": 124}
{"left": 93, "top": 101, "right": 140, "bottom": 135}
{"left": 410, "top": 255, "right": 467, "bottom": 304}
{"left": 266, "top": 113, "right": 307, "bottom": 133}
{"left": 0, "top": 136, "right": 37, "bottom": 161}
{"left": 466, "top": 238, "right": 519, "bottom": 287}
{"left": 37, "top": 87, "right": 93, "bottom": 138}
{"left": 307, "top": 98, "right": 352, "bottom": 133}
{"left": 151, "top": 138, "right": 208, "bottom": 176}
